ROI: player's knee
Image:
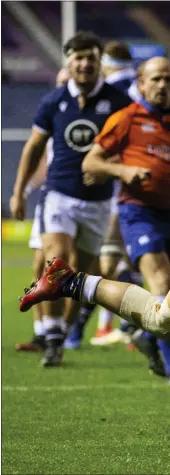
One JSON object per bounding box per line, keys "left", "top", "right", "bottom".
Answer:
{"left": 140, "top": 253, "right": 170, "bottom": 295}
{"left": 153, "top": 269, "right": 170, "bottom": 294}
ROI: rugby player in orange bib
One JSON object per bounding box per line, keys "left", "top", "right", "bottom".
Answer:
{"left": 82, "top": 56, "right": 170, "bottom": 377}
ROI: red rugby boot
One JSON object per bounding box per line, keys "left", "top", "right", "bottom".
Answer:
{"left": 19, "top": 258, "right": 74, "bottom": 312}
{"left": 15, "top": 335, "right": 45, "bottom": 352}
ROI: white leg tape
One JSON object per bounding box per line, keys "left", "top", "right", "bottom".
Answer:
{"left": 100, "top": 244, "right": 123, "bottom": 256}
{"left": 120, "top": 285, "right": 170, "bottom": 338}
{"left": 82, "top": 275, "right": 102, "bottom": 304}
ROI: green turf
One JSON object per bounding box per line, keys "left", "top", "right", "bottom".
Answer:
{"left": 2, "top": 243, "right": 170, "bottom": 475}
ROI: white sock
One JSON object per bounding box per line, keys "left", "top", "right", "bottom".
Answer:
{"left": 43, "top": 316, "right": 62, "bottom": 330}
{"left": 43, "top": 316, "right": 68, "bottom": 333}
{"left": 97, "top": 308, "right": 113, "bottom": 330}
{"left": 82, "top": 275, "right": 102, "bottom": 303}
{"left": 33, "top": 320, "right": 45, "bottom": 337}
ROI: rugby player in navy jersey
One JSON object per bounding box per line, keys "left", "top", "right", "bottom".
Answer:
{"left": 10, "top": 31, "right": 132, "bottom": 367}
{"left": 64, "top": 41, "right": 141, "bottom": 349}
{"left": 102, "top": 40, "right": 136, "bottom": 94}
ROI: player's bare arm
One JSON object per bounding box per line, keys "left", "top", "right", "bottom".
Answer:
{"left": 10, "top": 129, "right": 49, "bottom": 220}
{"left": 82, "top": 143, "right": 151, "bottom": 184}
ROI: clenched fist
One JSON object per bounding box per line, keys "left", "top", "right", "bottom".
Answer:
{"left": 119, "top": 165, "right": 151, "bottom": 185}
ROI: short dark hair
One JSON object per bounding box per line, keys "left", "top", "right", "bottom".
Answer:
{"left": 104, "top": 41, "right": 132, "bottom": 61}
{"left": 63, "top": 31, "right": 103, "bottom": 57}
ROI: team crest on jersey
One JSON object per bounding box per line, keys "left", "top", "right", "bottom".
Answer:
{"left": 64, "top": 119, "right": 99, "bottom": 152}
{"left": 95, "top": 100, "right": 111, "bottom": 114}
{"left": 59, "top": 101, "right": 68, "bottom": 112}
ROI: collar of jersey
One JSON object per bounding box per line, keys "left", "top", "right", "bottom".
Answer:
{"left": 105, "top": 68, "right": 136, "bottom": 85}
{"left": 139, "top": 97, "right": 170, "bottom": 116}
{"left": 128, "top": 81, "right": 142, "bottom": 102}
{"left": 67, "top": 76, "right": 104, "bottom": 98}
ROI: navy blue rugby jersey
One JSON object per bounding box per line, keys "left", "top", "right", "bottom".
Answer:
{"left": 105, "top": 67, "right": 136, "bottom": 96}
{"left": 33, "top": 79, "right": 130, "bottom": 201}
{"left": 106, "top": 69, "right": 141, "bottom": 103}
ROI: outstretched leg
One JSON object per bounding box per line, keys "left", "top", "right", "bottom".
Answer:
{"left": 19, "top": 258, "right": 170, "bottom": 341}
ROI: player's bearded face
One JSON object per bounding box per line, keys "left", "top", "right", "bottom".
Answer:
{"left": 140, "top": 67, "right": 170, "bottom": 109}
{"left": 68, "top": 48, "right": 101, "bottom": 86}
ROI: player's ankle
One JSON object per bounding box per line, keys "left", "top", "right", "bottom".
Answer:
{"left": 62, "top": 272, "right": 87, "bottom": 300}
{"left": 63, "top": 272, "right": 102, "bottom": 303}
{"left": 81, "top": 275, "right": 102, "bottom": 303}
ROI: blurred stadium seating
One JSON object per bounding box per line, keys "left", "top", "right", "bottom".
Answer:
{"left": 2, "top": 83, "right": 51, "bottom": 219}
{"left": 28, "top": 1, "right": 148, "bottom": 40}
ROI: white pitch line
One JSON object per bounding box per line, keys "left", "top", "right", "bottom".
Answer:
{"left": 2, "top": 382, "right": 168, "bottom": 392}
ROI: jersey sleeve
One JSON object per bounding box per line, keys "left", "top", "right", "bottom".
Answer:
{"left": 94, "top": 106, "right": 131, "bottom": 152}
{"left": 33, "top": 93, "right": 55, "bottom": 135}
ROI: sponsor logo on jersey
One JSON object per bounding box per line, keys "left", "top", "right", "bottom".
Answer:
{"left": 138, "top": 235, "right": 150, "bottom": 245}
{"left": 141, "top": 123, "right": 155, "bottom": 132}
{"left": 64, "top": 119, "right": 99, "bottom": 152}
{"left": 148, "top": 144, "right": 170, "bottom": 161}
{"left": 95, "top": 100, "right": 111, "bottom": 114}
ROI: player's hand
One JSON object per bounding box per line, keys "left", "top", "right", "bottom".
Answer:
{"left": 83, "top": 172, "right": 107, "bottom": 186}
{"left": 10, "top": 194, "right": 26, "bottom": 220}
{"left": 120, "top": 166, "right": 151, "bottom": 185}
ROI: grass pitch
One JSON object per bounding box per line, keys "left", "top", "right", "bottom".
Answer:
{"left": 2, "top": 243, "right": 170, "bottom": 475}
